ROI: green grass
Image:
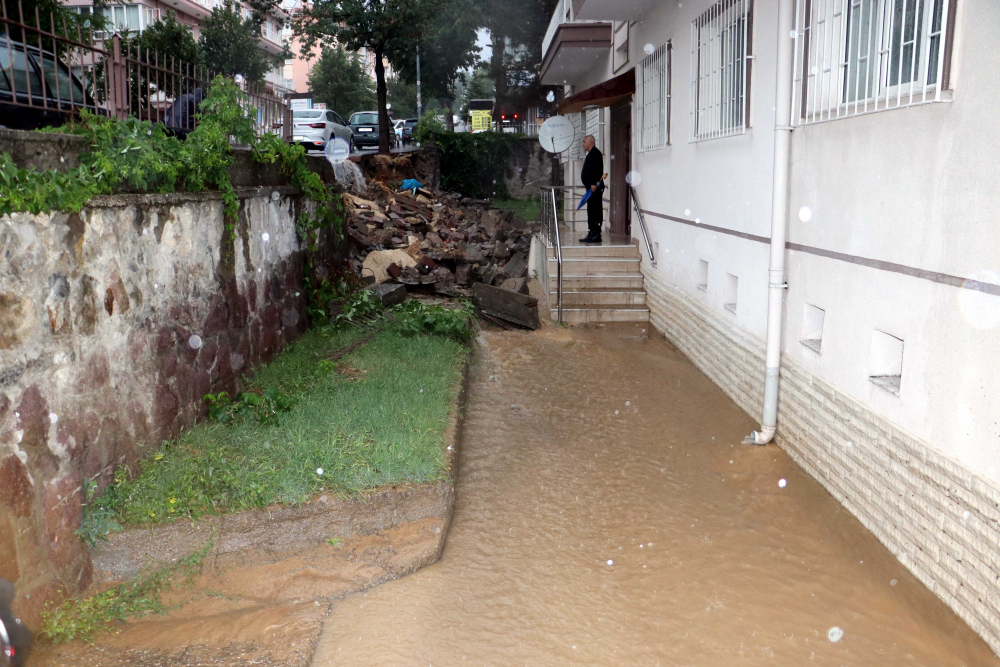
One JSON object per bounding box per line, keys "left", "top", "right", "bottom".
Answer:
{"left": 99, "top": 322, "right": 466, "bottom": 527}
{"left": 41, "top": 542, "right": 210, "bottom": 643}
{"left": 492, "top": 196, "right": 541, "bottom": 222}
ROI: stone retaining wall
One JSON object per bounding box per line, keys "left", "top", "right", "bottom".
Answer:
{"left": 642, "top": 266, "right": 1000, "bottom": 655}
{"left": 0, "top": 186, "right": 337, "bottom": 625}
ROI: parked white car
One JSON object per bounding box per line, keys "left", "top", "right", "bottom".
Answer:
{"left": 291, "top": 109, "right": 353, "bottom": 151}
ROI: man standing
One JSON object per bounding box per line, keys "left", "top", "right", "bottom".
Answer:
{"left": 579, "top": 134, "right": 604, "bottom": 243}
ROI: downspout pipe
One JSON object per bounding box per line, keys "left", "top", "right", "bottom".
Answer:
{"left": 746, "top": 0, "right": 797, "bottom": 446}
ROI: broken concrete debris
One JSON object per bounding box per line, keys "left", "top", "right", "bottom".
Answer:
{"left": 473, "top": 283, "right": 540, "bottom": 330}
{"left": 500, "top": 277, "right": 530, "bottom": 295}
{"left": 344, "top": 185, "right": 535, "bottom": 301}
{"left": 363, "top": 282, "right": 408, "bottom": 307}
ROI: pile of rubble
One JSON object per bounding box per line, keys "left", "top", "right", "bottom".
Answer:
{"left": 344, "top": 184, "right": 536, "bottom": 299}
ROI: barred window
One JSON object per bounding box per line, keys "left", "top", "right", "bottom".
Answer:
{"left": 637, "top": 43, "right": 670, "bottom": 152}
{"left": 689, "top": 0, "right": 752, "bottom": 142}
{"left": 793, "top": 0, "right": 953, "bottom": 125}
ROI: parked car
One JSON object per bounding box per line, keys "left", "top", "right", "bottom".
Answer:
{"left": 401, "top": 118, "right": 418, "bottom": 145}
{"left": 0, "top": 37, "right": 102, "bottom": 130}
{"left": 349, "top": 111, "right": 398, "bottom": 149}
{"left": 291, "top": 109, "right": 353, "bottom": 151}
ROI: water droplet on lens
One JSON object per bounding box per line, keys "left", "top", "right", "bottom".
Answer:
{"left": 790, "top": 29, "right": 797, "bottom": 38}
{"left": 281, "top": 308, "right": 300, "bottom": 327}
{"left": 262, "top": 232, "right": 270, "bottom": 242}
{"left": 271, "top": 190, "right": 280, "bottom": 201}
{"left": 798, "top": 205, "right": 813, "bottom": 222}
{"left": 625, "top": 170, "right": 642, "bottom": 186}
{"left": 827, "top": 627, "right": 844, "bottom": 643}
{"left": 230, "top": 353, "right": 244, "bottom": 370}
{"left": 316, "top": 467, "right": 324, "bottom": 475}
{"left": 607, "top": 559, "right": 614, "bottom": 565}
{"left": 643, "top": 43, "right": 655, "bottom": 54}
{"left": 778, "top": 478, "right": 787, "bottom": 488}
{"left": 188, "top": 334, "right": 203, "bottom": 350}
{"left": 890, "top": 579, "right": 898, "bottom": 586}
{"left": 684, "top": 209, "right": 691, "bottom": 216}
{"left": 49, "top": 413, "right": 58, "bottom": 424}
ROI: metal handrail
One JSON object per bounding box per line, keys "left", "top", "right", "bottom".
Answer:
{"left": 540, "top": 186, "right": 564, "bottom": 324}
{"left": 628, "top": 184, "right": 656, "bottom": 266}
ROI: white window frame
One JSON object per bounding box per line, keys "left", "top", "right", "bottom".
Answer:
{"left": 689, "top": 0, "right": 752, "bottom": 142}
{"left": 637, "top": 42, "right": 670, "bottom": 152}
{"left": 792, "top": 0, "right": 953, "bottom": 126}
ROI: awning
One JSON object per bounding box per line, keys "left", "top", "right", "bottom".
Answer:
{"left": 559, "top": 68, "right": 635, "bottom": 115}
{"left": 539, "top": 22, "right": 613, "bottom": 86}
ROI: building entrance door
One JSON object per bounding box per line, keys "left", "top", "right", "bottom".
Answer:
{"left": 609, "top": 99, "right": 633, "bottom": 237}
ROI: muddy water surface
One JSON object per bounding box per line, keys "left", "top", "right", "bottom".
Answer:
{"left": 313, "top": 325, "right": 997, "bottom": 666}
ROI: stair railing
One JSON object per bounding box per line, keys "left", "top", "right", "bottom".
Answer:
{"left": 539, "top": 186, "right": 564, "bottom": 324}
{"left": 628, "top": 184, "right": 656, "bottom": 266}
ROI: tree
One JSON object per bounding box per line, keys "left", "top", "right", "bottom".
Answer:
{"left": 294, "top": 0, "right": 441, "bottom": 153}
{"left": 461, "top": 66, "right": 495, "bottom": 116}
{"left": 309, "top": 47, "right": 376, "bottom": 118}
{"left": 476, "top": 0, "right": 558, "bottom": 117}
{"left": 385, "top": 76, "right": 416, "bottom": 118}
{"left": 387, "top": 0, "right": 481, "bottom": 130}
{"left": 199, "top": 0, "right": 280, "bottom": 86}
{"left": 135, "top": 12, "right": 202, "bottom": 69}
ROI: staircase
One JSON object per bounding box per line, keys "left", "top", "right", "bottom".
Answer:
{"left": 547, "top": 234, "right": 649, "bottom": 324}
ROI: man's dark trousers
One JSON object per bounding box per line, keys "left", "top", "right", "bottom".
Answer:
{"left": 586, "top": 188, "right": 603, "bottom": 239}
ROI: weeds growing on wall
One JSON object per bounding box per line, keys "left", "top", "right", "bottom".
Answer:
{"left": 419, "top": 129, "right": 517, "bottom": 199}
{"left": 0, "top": 76, "right": 343, "bottom": 244}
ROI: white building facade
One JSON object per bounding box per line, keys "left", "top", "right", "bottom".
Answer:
{"left": 542, "top": 0, "right": 1000, "bottom": 653}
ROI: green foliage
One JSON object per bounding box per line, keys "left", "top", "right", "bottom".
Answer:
{"left": 134, "top": 11, "right": 202, "bottom": 67}
{"left": 75, "top": 478, "right": 123, "bottom": 548}
{"left": 204, "top": 387, "right": 296, "bottom": 425}
{"left": 413, "top": 110, "right": 446, "bottom": 143}
{"left": 392, "top": 299, "right": 473, "bottom": 342}
{"left": 421, "top": 129, "right": 516, "bottom": 199}
{"left": 460, "top": 67, "right": 495, "bottom": 116}
{"left": 309, "top": 47, "right": 377, "bottom": 119}
{"left": 386, "top": 77, "right": 418, "bottom": 119}
{"left": 335, "top": 288, "right": 384, "bottom": 325}
{"left": 93, "top": 325, "right": 465, "bottom": 526}
{"left": 199, "top": 0, "right": 282, "bottom": 85}
{"left": 41, "top": 542, "right": 210, "bottom": 643}
{"left": 1, "top": 77, "right": 343, "bottom": 248}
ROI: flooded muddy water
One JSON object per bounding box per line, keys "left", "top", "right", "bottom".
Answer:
{"left": 312, "top": 324, "right": 997, "bottom": 666}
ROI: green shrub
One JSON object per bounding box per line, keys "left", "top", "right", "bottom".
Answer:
{"left": 420, "top": 129, "right": 517, "bottom": 199}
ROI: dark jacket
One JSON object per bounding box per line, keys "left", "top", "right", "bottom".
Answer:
{"left": 164, "top": 87, "right": 204, "bottom": 132}
{"left": 581, "top": 146, "right": 604, "bottom": 191}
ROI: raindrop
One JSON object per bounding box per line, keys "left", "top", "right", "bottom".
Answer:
{"left": 324, "top": 137, "right": 351, "bottom": 165}
{"left": 233, "top": 73, "right": 245, "bottom": 85}
{"left": 827, "top": 627, "right": 844, "bottom": 643}
{"left": 83, "top": 19, "right": 91, "bottom": 27}
{"left": 295, "top": 292, "right": 301, "bottom": 297}
{"left": 230, "top": 353, "right": 244, "bottom": 370}
{"left": 518, "top": 167, "right": 523, "bottom": 173}
{"left": 420, "top": 389, "right": 424, "bottom": 393}
{"left": 48, "top": 413, "right": 58, "bottom": 424}
{"left": 790, "top": 29, "right": 797, "bottom": 38}
{"left": 281, "top": 308, "right": 300, "bottom": 327}
{"left": 615, "top": 409, "right": 619, "bottom": 415}
{"left": 188, "top": 334, "right": 203, "bottom": 350}
{"left": 695, "top": 218, "right": 701, "bottom": 224}
{"left": 271, "top": 190, "right": 281, "bottom": 202}
{"left": 643, "top": 43, "right": 655, "bottom": 54}
{"left": 262, "top": 232, "right": 270, "bottom": 242}
{"left": 316, "top": 467, "right": 324, "bottom": 475}
{"left": 625, "top": 401, "right": 631, "bottom": 406}
{"left": 778, "top": 478, "right": 787, "bottom": 488}
{"left": 625, "top": 170, "right": 642, "bottom": 186}
{"left": 798, "top": 205, "right": 813, "bottom": 222}
{"left": 890, "top": 579, "right": 898, "bottom": 586}
{"left": 684, "top": 209, "right": 691, "bottom": 216}
{"left": 964, "top": 510, "right": 970, "bottom": 519}
{"left": 607, "top": 559, "right": 614, "bottom": 565}
{"left": 546, "top": 90, "right": 556, "bottom": 103}
{"left": 316, "top": 266, "right": 329, "bottom": 278}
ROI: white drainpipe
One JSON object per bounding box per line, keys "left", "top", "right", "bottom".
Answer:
{"left": 746, "top": 0, "right": 796, "bottom": 446}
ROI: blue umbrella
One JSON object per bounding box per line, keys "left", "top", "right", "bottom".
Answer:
{"left": 576, "top": 189, "right": 593, "bottom": 210}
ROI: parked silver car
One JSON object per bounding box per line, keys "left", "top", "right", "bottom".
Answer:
{"left": 291, "top": 109, "right": 353, "bottom": 151}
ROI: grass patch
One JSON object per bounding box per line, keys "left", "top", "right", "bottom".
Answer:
{"left": 41, "top": 542, "right": 210, "bottom": 643}
{"left": 492, "top": 196, "right": 541, "bottom": 222}
{"left": 98, "top": 317, "right": 467, "bottom": 527}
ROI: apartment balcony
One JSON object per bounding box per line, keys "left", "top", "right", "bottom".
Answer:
{"left": 264, "top": 69, "right": 295, "bottom": 93}
{"left": 569, "top": 0, "right": 656, "bottom": 21}
{"left": 258, "top": 22, "right": 286, "bottom": 54}
{"left": 540, "top": 0, "right": 611, "bottom": 86}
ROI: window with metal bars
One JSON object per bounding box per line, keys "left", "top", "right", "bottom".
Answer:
{"left": 689, "top": 0, "right": 752, "bottom": 142}
{"left": 792, "top": 0, "right": 954, "bottom": 125}
{"left": 637, "top": 43, "right": 670, "bottom": 151}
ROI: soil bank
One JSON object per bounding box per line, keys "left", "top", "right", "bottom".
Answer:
{"left": 311, "top": 324, "right": 998, "bottom": 666}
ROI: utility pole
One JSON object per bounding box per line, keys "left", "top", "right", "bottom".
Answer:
{"left": 416, "top": 45, "right": 422, "bottom": 120}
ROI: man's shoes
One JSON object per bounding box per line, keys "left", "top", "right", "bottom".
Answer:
{"left": 578, "top": 234, "right": 594, "bottom": 243}
{"left": 590, "top": 236, "right": 602, "bottom": 244}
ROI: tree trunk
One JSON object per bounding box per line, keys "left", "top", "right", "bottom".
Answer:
{"left": 489, "top": 28, "right": 508, "bottom": 120}
{"left": 374, "top": 45, "right": 390, "bottom": 154}
{"left": 445, "top": 96, "right": 454, "bottom": 131}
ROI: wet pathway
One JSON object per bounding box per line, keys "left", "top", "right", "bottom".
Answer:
{"left": 312, "top": 325, "right": 997, "bottom": 666}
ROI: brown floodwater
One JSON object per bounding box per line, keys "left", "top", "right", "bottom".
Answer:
{"left": 312, "top": 324, "right": 998, "bottom": 667}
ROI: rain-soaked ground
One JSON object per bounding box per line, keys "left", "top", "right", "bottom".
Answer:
{"left": 312, "top": 324, "right": 998, "bottom": 666}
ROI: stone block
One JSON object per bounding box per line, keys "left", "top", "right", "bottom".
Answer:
{"left": 500, "top": 277, "right": 529, "bottom": 295}
{"left": 363, "top": 282, "right": 408, "bottom": 307}
{"left": 501, "top": 253, "right": 528, "bottom": 280}
{"left": 473, "top": 283, "right": 540, "bottom": 330}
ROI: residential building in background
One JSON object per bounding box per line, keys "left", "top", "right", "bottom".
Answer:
{"left": 542, "top": 0, "right": 1000, "bottom": 655}
{"left": 63, "top": 0, "right": 296, "bottom": 94}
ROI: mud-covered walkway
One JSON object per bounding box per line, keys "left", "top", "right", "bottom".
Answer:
{"left": 312, "top": 325, "right": 996, "bottom": 666}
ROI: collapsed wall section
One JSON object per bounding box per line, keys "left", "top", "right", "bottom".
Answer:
{"left": 641, "top": 267, "right": 1000, "bottom": 655}
{"left": 0, "top": 188, "right": 311, "bottom": 624}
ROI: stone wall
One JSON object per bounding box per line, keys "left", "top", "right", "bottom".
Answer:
{"left": 0, "top": 186, "right": 334, "bottom": 625}
{"left": 641, "top": 266, "right": 1000, "bottom": 655}
{"left": 504, "top": 137, "right": 563, "bottom": 200}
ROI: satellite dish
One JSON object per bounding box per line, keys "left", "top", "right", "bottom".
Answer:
{"left": 538, "top": 115, "right": 575, "bottom": 154}
{"left": 325, "top": 137, "right": 351, "bottom": 164}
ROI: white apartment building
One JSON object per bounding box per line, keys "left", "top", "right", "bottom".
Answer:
{"left": 542, "top": 0, "right": 1000, "bottom": 653}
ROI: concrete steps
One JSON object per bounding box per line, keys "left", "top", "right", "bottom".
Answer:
{"left": 547, "top": 241, "right": 649, "bottom": 324}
